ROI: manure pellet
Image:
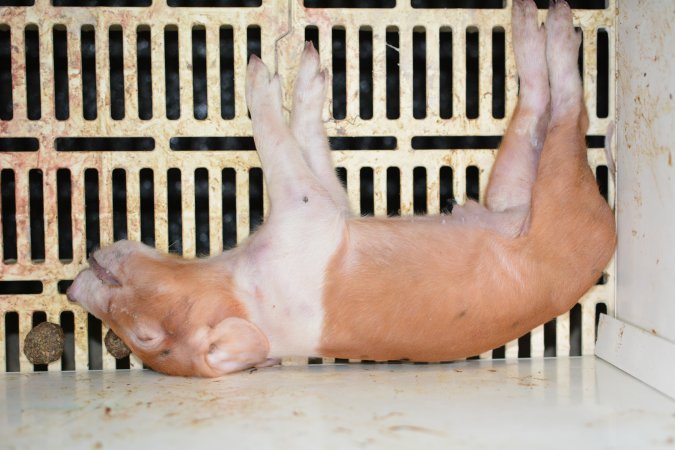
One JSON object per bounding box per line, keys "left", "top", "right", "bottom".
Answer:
{"left": 24, "top": 322, "right": 65, "bottom": 365}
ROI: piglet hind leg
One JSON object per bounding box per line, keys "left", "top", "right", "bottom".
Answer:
{"left": 546, "top": 0, "right": 583, "bottom": 122}
{"left": 525, "top": 1, "right": 615, "bottom": 313}
{"left": 485, "top": 0, "right": 550, "bottom": 219}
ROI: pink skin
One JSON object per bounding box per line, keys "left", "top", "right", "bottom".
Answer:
{"left": 67, "top": 1, "right": 614, "bottom": 377}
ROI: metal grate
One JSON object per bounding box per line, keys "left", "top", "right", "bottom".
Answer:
{"left": 0, "top": 0, "right": 616, "bottom": 372}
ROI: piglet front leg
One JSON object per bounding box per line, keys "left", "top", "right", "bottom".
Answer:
{"left": 246, "top": 55, "right": 343, "bottom": 219}
{"left": 291, "top": 43, "right": 351, "bottom": 213}
{"left": 246, "top": 56, "right": 326, "bottom": 211}
{"left": 242, "top": 56, "right": 348, "bottom": 359}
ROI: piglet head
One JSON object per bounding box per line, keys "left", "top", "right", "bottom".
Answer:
{"left": 67, "top": 240, "right": 270, "bottom": 377}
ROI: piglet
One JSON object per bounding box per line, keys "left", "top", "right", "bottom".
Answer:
{"left": 67, "top": 0, "right": 615, "bottom": 377}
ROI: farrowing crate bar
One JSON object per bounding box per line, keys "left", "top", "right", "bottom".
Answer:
{"left": 0, "top": 0, "right": 615, "bottom": 372}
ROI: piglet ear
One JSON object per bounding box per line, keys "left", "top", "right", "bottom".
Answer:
{"left": 205, "top": 317, "right": 270, "bottom": 375}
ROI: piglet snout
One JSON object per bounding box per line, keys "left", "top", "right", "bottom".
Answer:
{"left": 66, "top": 253, "right": 121, "bottom": 305}
{"left": 66, "top": 283, "right": 78, "bottom": 303}
{"left": 66, "top": 252, "right": 123, "bottom": 305}
{"left": 66, "top": 271, "right": 89, "bottom": 305}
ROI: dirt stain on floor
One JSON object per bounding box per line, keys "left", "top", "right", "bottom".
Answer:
{"left": 387, "top": 425, "right": 445, "bottom": 436}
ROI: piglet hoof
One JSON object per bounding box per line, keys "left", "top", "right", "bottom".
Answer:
{"left": 512, "top": 0, "right": 549, "bottom": 110}
{"left": 545, "top": 0, "right": 583, "bottom": 117}
{"left": 545, "top": 1, "right": 581, "bottom": 84}
{"left": 293, "top": 42, "right": 327, "bottom": 114}
{"left": 245, "top": 55, "right": 283, "bottom": 117}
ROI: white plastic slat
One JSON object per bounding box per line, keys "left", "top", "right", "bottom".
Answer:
{"left": 452, "top": 26, "right": 466, "bottom": 121}
{"left": 373, "top": 166, "right": 387, "bottom": 217}
{"left": 371, "top": 26, "right": 386, "bottom": 120}
{"left": 18, "top": 312, "right": 33, "bottom": 371}
{"left": 123, "top": 25, "right": 138, "bottom": 120}
{"left": 345, "top": 26, "right": 359, "bottom": 120}
{"left": 400, "top": 26, "right": 414, "bottom": 120}
{"left": 556, "top": 312, "right": 571, "bottom": 357}
{"left": 10, "top": 25, "right": 27, "bottom": 120}
{"left": 69, "top": 169, "right": 87, "bottom": 268}
{"left": 43, "top": 168, "right": 60, "bottom": 263}
{"left": 96, "top": 23, "right": 110, "bottom": 124}
{"left": 209, "top": 167, "right": 223, "bottom": 255}
{"left": 39, "top": 24, "right": 55, "bottom": 120}
{"left": 127, "top": 168, "right": 141, "bottom": 242}
{"left": 235, "top": 167, "right": 250, "bottom": 242}
{"left": 67, "top": 26, "right": 84, "bottom": 127}
{"left": 582, "top": 28, "right": 597, "bottom": 123}
{"left": 233, "top": 24, "right": 248, "bottom": 120}
{"left": 399, "top": 165, "right": 413, "bottom": 216}
{"left": 530, "top": 324, "right": 545, "bottom": 358}
{"left": 347, "top": 167, "right": 360, "bottom": 214}
{"left": 426, "top": 27, "right": 439, "bottom": 119}
{"left": 74, "top": 310, "right": 89, "bottom": 371}
{"left": 478, "top": 25, "right": 493, "bottom": 126}
{"left": 181, "top": 168, "right": 196, "bottom": 258}
{"left": 505, "top": 339, "right": 519, "bottom": 360}
{"left": 582, "top": 300, "right": 597, "bottom": 356}
{"left": 427, "top": 164, "right": 440, "bottom": 215}
{"left": 151, "top": 24, "right": 166, "bottom": 119}
{"left": 99, "top": 164, "right": 114, "bottom": 247}
{"left": 0, "top": 313, "right": 6, "bottom": 373}
{"left": 178, "top": 23, "right": 193, "bottom": 122}
{"left": 206, "top": 26, "right": 220, "bottom": 120}
{"left": 14, "top": 170, "right": 30, "bottom": 264}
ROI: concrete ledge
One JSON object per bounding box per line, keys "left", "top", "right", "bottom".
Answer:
{"left": 596, "top": 314, "right": 675, "bottom": 399}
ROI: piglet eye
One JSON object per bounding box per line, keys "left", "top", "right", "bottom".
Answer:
{"left": 89, "top": 254, "right": 122, "bottom": 287}
{"left": 160, "top": 349, "right": 171, "bottom": 357}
